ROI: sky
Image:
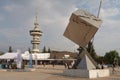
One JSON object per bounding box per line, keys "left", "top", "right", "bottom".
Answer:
{"left": 0, "top": 0, "right": 120, "bottom": 56}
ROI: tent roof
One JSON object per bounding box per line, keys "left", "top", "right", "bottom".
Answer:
{"left": 0, "top": 52, "right": 50, "bottom": 60}
{"left": 22, "top": 53, "right": 50, "bottom": 60}
{"left": 0, "top": 52, "right": 18, "bottom": 59}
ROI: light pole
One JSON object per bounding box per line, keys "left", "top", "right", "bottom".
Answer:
{"left": 29, "top": 52, "right": 33, "bottom": 68}
{"left": 35, "top": 53, "right": 37, "bottom": 68}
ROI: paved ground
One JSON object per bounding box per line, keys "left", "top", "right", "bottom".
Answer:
{"left": 0, "top": 65, "right": 120, "bottom": 80}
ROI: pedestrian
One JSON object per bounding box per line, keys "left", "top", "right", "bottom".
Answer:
{"left": 67, "top": 63, "right": 70, "bottom": 69}
{"left": 52, "top": 61, "right": 55, "bottom": 68}
{"left": 112, "top": 62, "right": 116, "bottom": 73}
{"left": 71, "top": 60, "right": 75, "bottom": 68}
{"left": 64, "top": 62, "right": 67, "bottom": 69}
{"left": 43, "top": 62, "right": 46, "bottom": 67}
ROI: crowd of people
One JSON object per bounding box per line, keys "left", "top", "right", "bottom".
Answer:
{"left": 0, "top": 59, "right": 24, "bottom": 69}
{"left": 37, "top": 60, "right": 75, "bottom": 69}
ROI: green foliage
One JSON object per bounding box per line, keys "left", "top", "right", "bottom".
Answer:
{"left": 28, "top": 48, "right": 31, "bottom": 53}
{"left": 86, "top": 41, "right": 98, "bottom": 61}
{"left": 104, "top": 50, "right": 119, "bottom": 64}
{"left": 0, "top": 51, "right": 4, "bottom": 55}
{"left": 48, "top": 47, "right": 51, "bottom": 53}
{"left": 97, "top": 56, "right": 104, "bottom": 64}
{"left": 42, "top": 46, "right": 47, "bottom": 53}
{"left": 8, "top": 46, "right": 13, "bottom": 53}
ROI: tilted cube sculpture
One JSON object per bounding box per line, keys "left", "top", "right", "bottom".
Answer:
{"left": 64, "top": 9, "right": 102, "bottom": 69}
{"left": 64, "top": 9, "right": 102, "bottom": 47}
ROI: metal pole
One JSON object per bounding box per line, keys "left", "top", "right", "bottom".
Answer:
{"left": 91, "top": 0, "right": 102, "bottom": 46}
{"left": 97, "top": 0, "right": 102, "bottom": 18}
{"left": 29, "top": 53, "right": 33, "bottom": 68}
{"left": 35, "top": 53, "right": 37, "bottom": 68}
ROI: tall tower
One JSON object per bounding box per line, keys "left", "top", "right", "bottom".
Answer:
{"left": 30, "top": 15, "right": 42, "bottom": 53}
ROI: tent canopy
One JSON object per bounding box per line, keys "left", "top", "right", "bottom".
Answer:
{"left": 0, "top": 52, "right": 18, "bottom": 59}
{"left": 22, "top": 53, "right": 50, "bottom": 60}
{"left": 0, "top": 51, "right": 50, "bottom": 60}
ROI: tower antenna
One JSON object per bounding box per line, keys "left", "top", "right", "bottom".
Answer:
{"left": 35, "top": 8, "right": 38, "bottom": 23}
{"left": 34, "top": 8, "right": 39, "bottom": 28}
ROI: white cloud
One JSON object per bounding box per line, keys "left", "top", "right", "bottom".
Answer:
{"left": 94, "top": 5, "right": 120, "bottom": 55}
{"left": 4, "top": 5, "right": 14, "bottom": 12}
{"left": 3, "top": 4, "right": 22, "bottom": 12}
{"left": 100, "top": 8, "right": 120, "bottom": 18}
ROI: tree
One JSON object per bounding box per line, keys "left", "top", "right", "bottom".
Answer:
{"left": 0, "top": 51, "right": 4, "bottom": 55}
{"left": 97, "top": 56, "right": 104, "bottom": 64}
{"left": 42, "top": 46, "right": 46, "bottom": 53}
{"left": 28, "top": 48, "right": 31, "bottom": 53}
{"left": 48, "top": 47, "right": 51, "bottom": 53}
{"left": 8, "top": 46, "right": 13, "bottom": 53}
{"left": 104, "top": 50, "right": 119, "bottom": 64}
{"left": 86, "top": 41, "right": 98, "bottom": 61}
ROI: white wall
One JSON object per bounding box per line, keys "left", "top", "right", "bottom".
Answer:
{"left": 63, "top": 69, "right": 110, "bottom": 78}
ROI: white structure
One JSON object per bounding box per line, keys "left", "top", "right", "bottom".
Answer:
{"left": 0, "top": 52, "right": 18, "bottom": 59}
{"left": 63, "top": 69, "right": 110, "bottom": 78}
{"left": 22, "top": 51, "right": 50, "bottom": 60}
{"left": 30, "top": 15, "right": 42, "bottom": 53}
{"left": 15, "top": 50, "right": 23, "bottom": 68}
{"left": 63, "top": 52, "right": 110, "bottom": 78}
{"left": 0, "top": 51, "right": 50, "bottom": 60}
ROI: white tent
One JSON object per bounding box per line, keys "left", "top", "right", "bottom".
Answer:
{"left": 0, "top": 51, "right": 50, "bottom": 60}
{"left": 0, "top": 52, "right": 18, "bottom": 59}
{"left": 22, "top": 51, "right": 50, "bottom": 60}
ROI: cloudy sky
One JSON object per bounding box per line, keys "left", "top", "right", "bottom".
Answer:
{"left": 0, "top": 0, "right": 120, "bottom": 56}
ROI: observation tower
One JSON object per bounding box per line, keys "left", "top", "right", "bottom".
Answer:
{"left": 30, "top": 16, "right": 42, "bottom": 53}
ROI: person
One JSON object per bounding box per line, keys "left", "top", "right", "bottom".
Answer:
{"left": 96, "top": 64, "right": 101, "bottom": 69}
{"left": 101, "top": 64, "right": 104, "bottom": 69}
{"left": 6, "top": 61, "right": 11, "bottom": 69}
{"left": 112, "top": 62, "right": 116, "bottom": 73}
{"left": 64, "top": 62, "right": 67, "bottom": 69}
{"left": 51, "top": 61, "right": 55, "bottom": 68}
{"left": 40, "top": 61, "right": 42, "bottom": 65}
{"left": 67, "top": 63, "right": 70, "bottom": 69}
{"left": 43, "top": 62, "right": 46, "bottom": 67}
{"left": 71, "top": 60, "right": 75, "bottom": 68}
